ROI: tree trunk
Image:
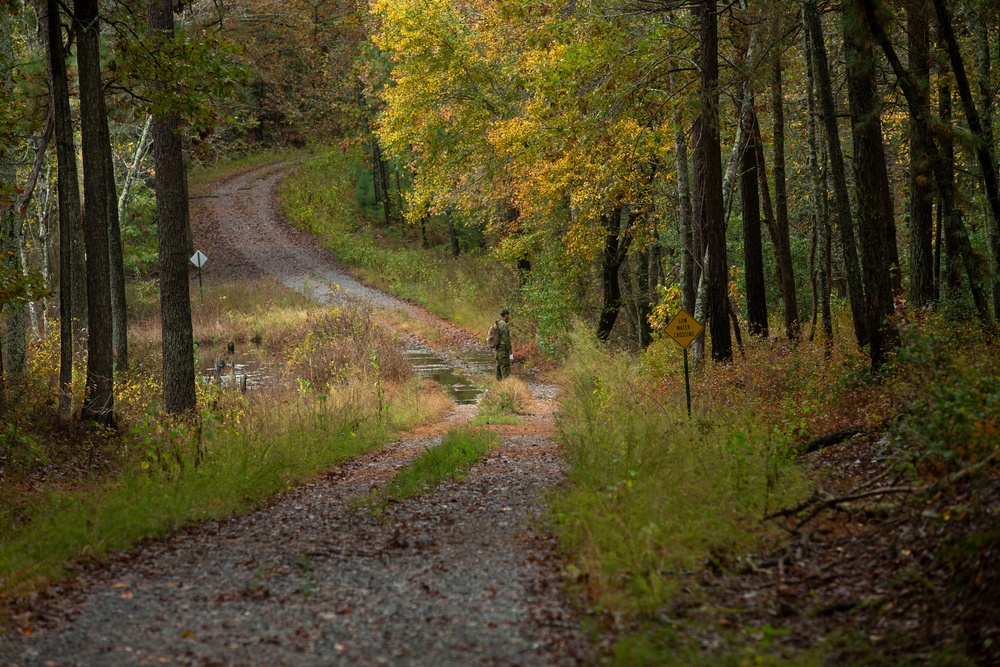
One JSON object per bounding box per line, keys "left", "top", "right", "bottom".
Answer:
{"left": 1, "top": 13, "right": 25, "bottom": 378}
{"left": 447, "top": 209, "right": 460, "bottom": 257}
{"left": 803, "top": 0, "right": 869, "bottom": 348}
{"left": 44, "top": 0, "right": 81, "bottom": 420}
{"left": 859, "top": 0, "right": 993, "bottom": 326}
{"left": 845, "top": 0, "right": 897, "bottom": 370}
{"left": 149, "top": 0, "right": 197, "bottom": 415}
{"left": 698, "top": 0, "right": 731, "bottom": 362}
{"left": 939, "top": 83, "right": 962, "bottom": 296}
{"left": 674, "top": 110, "right": 696, "bottom": 314}
{"left": 76, "top": 0, "right": 115, "bottom": 426}
{"left": 740, "top": 93, "right": 768, "bottom": 338}
{"left": 908, "top": 0, "right": 935, "bottom": 308}
{"left": 804, "top": 16, "right": 833, "bottom": 348}
{"left": 596, "top": 205, "right": 634, "bottom": 341}
{"left": 769, "top": 54, "right": 800, "bottom": 340}
{"left": 106, "top": 135, "right": 128, "bottom": 372}
{"left": 972, "top": 11, "right": 998, "bottom": 315}
{"left": 933, "top": 0, "right": 1000, "bottom": 317}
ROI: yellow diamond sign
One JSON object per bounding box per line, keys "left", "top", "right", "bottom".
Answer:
{"left": 663, "top": 309, "right": 703, "bottom": 349}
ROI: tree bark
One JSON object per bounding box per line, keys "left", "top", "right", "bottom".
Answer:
{"left": 149, "top": 0, "right": 197, "bottom": 415}
{"left": 907, "top": 0, "right": 935, "bottom": 307}
{"left": 698, "top": 0, "right": 731, "bottom": 362}
{"left": 740, "top": 93, "right": 768, "bottom": 338}
{"left": 76, "top": 0, "right": 116, "bottom": 426}
{"left": 933, "top": 0, "right": 1000, "bottom": 318}
{"left": 844, "top": 0, "right": 898, "bottom": 369}
{"left": 43, "top": 0, "right": 81, "bottom": 420}
{"left": 859, "top": 0, "right": 993, "bottom": 326}
{"left": 769, "top": 54, "right": 800, "bottom": 340}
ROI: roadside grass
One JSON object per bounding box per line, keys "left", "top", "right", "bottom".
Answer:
{"left": 472, "top": 378, "right": 532, "bottom": 425}
{"left": 278, "top": 149, "right": 519, "bottom": 343}
{"left": 0, "top": 276, "right": 445, "bottom": 611}
{"left": 0, "top": 390, "right": 386, "bottom": 603}
{"left": 549, "top": 327, "right": 813, "bottom": 663}
{"left": 355, "top": 427, "right": 500, "bottom": 513}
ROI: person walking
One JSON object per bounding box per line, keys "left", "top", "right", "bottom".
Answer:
{"left": 494, "top": 309, "right": 512, "bottom": 380}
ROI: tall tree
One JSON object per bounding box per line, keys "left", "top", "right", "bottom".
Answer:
{"left": 697, "top": 0, "right": 731, "bottom": 362}
{"left": 970, "top": 5, "right": 997, "bottom": 314}
{"left": 106, "top": 140, "right": 128, "bottom": 371}
{"left": 1, "top": 6, "right": 26, "bottom": 379}
{"left": 75, "top": 0, "right": 115, "bottom": 426}
{"left": 149, "top": 0, "right": 196, "bottom": 415}
{"left": 907, "top": 0, "right": 935, "bottom": 307}
{"left": 844, "top": 0, "right": 897, "bottom": 369}
{"left": 939, "top": 80, "right": 961, "bottom": 295}
{"left": 739, "top": 94, "right": 768, "bottom": 338}
{"left": 42, "top": 0, "right": 81, "bottom": 420}
{"left": 803, "top": 0, "right": 869, "bottom": 348}
{"left": 804, "top": 12, "right": 833, "bottom": 348}
{"left": 769, "top": 53, "right": 800, "bottom": 340}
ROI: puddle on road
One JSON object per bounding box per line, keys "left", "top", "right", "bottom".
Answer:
{"left": 198, "top": 343, "right": 495, "bottom": 406}
{"left": 405, "top": 348, "right": 494, "bottom": 405}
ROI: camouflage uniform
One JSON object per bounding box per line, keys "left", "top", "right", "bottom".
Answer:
{"left": 495, "top": 318, "right": 511, "bottom": 380}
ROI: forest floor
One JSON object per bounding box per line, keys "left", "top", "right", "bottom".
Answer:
{"left": 0, "top": 164, "right": 590, "bottom": 666}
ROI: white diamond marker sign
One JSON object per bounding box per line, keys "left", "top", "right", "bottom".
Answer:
{"left": 189, "top": 250, "right": 208, "bottom": 268}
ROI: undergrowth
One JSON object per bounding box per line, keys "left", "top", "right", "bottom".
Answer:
{"left": 552, "top": 309, "right": 1000, "bottom": 665}
{"left": 551, "top": 328, "right": 809, "bottom": 620}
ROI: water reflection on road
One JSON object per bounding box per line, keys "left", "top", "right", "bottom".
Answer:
{"left": 405, "top": 348, "right": 495, "bottom": 405}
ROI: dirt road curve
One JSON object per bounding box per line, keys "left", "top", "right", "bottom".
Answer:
{"left": 1, "top": 165, "right": 590, "bottom": 666}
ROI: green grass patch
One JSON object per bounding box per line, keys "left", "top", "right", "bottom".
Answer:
{"left": 357, "top": 427, "right": 499, "bottom": 512}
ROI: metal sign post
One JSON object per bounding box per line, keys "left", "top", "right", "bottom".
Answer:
{"left": 189, "top": 250, "right": 208, "bottom": 298}
{"left": 663, "top": 309, "right": 704, "bottom": 418}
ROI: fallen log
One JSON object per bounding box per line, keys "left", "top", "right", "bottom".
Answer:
{"left": 797, "top": 424, "right": 862, "bottom": 455}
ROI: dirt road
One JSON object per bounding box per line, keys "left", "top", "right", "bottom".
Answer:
{"left": 2, "top": 165, "right": 589, "bottom": 666}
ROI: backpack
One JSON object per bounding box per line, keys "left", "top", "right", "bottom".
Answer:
{"left": 486, "top": 320, "right": 501, "bottom": 349}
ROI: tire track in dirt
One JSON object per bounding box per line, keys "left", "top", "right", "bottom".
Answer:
{"left": 2, "top": 164, "right": 590, "bottom": 666}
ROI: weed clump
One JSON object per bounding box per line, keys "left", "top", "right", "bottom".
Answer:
{"left": 473, "top": 378, "right": 531, "bottom": 425}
